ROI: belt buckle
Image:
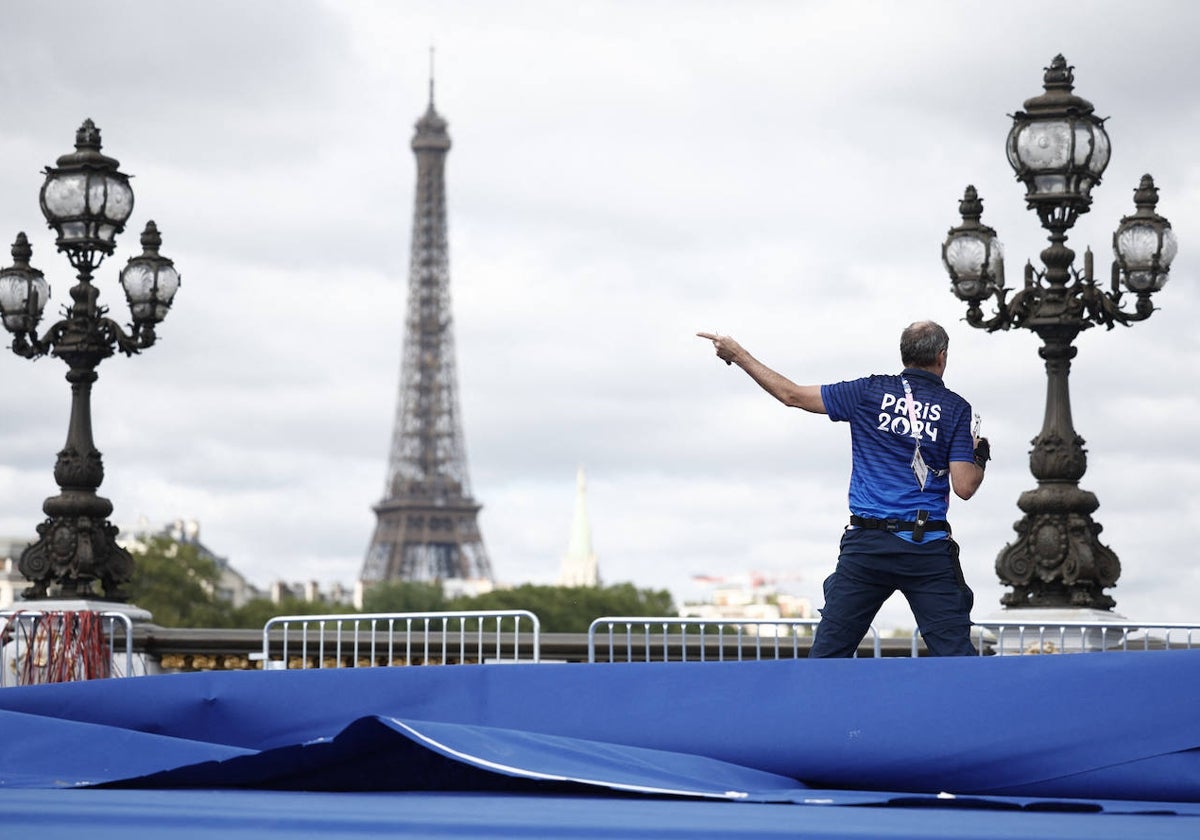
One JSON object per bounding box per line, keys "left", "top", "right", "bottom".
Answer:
{"left": 884, "top": 518, "right": 900, "bottom": 533}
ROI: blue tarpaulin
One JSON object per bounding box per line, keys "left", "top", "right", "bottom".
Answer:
{"left": 2, "top": 650, "right": 1199, "bottom": 837}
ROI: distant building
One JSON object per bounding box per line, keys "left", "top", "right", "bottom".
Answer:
{"left": 558, "top": 466, "right": 600, "bottom": 587}
{"left": 119, "top": 518, "right": 262, "bottom": 608}
{"left": 0, "top": 538, "right": 32, "bottom": 609}
{"left": 351, "top": 576, "right": 492, "bottom": 610}
{"left": 439, "top": 578, "right": 494, "bottom": 599}
{"left": 270, "top": 579, "right": 355, "bottom": 607}
{"left": 681, "top": 573, "right": 813, "bottom": 630}
{"left": 4, "top": 520, "right": 362, "bottom": 612}
{"left": 136, "top": 520, "right": 359, "bottom": 610}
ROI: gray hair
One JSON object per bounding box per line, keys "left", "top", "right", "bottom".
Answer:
{"left": 900, "top": 320, "right": 949, "bottom": 367}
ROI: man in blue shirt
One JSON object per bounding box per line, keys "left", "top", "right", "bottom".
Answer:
{"left": 697, "top": 321, "right": 989, "bottom": 656}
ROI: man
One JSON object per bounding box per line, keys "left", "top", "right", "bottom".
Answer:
{"left": 697, "top": 321, "right": 989, "bottom": 657}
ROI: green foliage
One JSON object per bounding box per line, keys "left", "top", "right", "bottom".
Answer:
{"left": 360, "top": 580, "right": 447, "bottom": 614}
{"left": 450, "top": 583, "right": 675, "bottom": 633}
{"left": 127, "top": 535, "right": 676, "bottom": 635}
{"left": 126, "top": 536, "right": 232, "bottom": 628}
{"left": 226, "top": 596, "right": 349, "bottom": 629}
{"left": 127, "top": 536, "right": 357, "bottom": 629}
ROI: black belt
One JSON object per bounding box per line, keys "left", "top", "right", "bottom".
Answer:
{"left": 850, "top": 513, "right": 949, "bottom": 542}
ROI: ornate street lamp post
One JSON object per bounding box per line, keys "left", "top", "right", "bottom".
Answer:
{"left": 0, "top": 120, "right": 181, "bottom": 601}
{"left": 943, "top": 56, "right": 1177, "bottom": 611}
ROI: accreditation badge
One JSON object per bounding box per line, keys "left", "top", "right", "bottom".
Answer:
{"left": 910, "top": 445, "right": 929, "bottom": 490}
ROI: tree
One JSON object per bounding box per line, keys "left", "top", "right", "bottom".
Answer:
{"left": 450, "top": 583, "right": 675, "bottom": 633}
{"left": 126, "top": 536, "right": 232, "bottom": 628}
{"left": 360, "top": 580, "right": 447, "bottom": 614}
{"left": 227, "top": 595, "right": 350, "bottom": 629}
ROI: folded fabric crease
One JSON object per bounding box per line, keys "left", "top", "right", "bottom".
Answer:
{"left": 2, "top": 650, "right": 1198, "bottom": 810}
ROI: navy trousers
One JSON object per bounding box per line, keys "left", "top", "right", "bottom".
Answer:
{"left": 809, "top": 528, "right": 976, "bottom": 657}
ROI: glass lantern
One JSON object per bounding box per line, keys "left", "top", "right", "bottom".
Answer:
{"left": 943, "top": 186, "right": 1004, "bottom": 302}
{"left": 119, "top": 221, "right": 180, "bottom": 326}
{"left": 0, "top": 233, "right": 50, "bottom": 334}
{"left": 1114, "top": 175, "right": 1177, "bottom": 294}
{"left": 1006, "top": 55, "right": 1110, "bottom": 228}
{"left": 39, "top": 120, "right": 134, "bottom": 268}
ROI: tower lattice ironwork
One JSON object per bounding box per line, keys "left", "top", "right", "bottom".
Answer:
{"left": 360, "top": 88, "right": 492, "bottom": 586}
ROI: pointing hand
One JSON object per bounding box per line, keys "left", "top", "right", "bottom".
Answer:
{"left": 697, "top": 331, "right": 737, "bottom": 366}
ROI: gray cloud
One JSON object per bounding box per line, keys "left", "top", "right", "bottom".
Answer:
{"left": 0, "top": 0, "right": 1196, "bottom": 629}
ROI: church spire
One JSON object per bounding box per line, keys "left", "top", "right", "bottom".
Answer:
{"left": 558, "top": 466, "right": 600, "bottom": 587}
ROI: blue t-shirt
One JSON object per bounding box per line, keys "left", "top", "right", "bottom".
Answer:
{"left": 820, "top": 368, "right": 975, "bottom": 542}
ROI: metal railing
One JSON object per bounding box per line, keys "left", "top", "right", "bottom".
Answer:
{"left": 587, "top": 616, "right": 883, "bottom": 662}
{"left": 260, "top": 610, "right": 542, "bottom": 669}
{"left": 590, "top": 616, "right": 1200, "bottom": 661}
{"left": 0, "top": 609, "right": 135, "bottom": 686}
{"left": 944, "top": 619, "right": 1200, "bottom": 656}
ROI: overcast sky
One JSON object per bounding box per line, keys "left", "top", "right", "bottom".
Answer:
{"left": 2, "top": 0, "right": 1199, "bottom": 630}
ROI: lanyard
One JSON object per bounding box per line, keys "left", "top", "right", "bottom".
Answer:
{"left": 901, "top": 377, "right": 946, "bottom": 489}
{"left": 901, "top": 378, "right": 922, "bottom": 445}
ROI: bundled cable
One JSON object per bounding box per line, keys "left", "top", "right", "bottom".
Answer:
{"left": 8, "top": 611, "right": 112, "bottom": 685}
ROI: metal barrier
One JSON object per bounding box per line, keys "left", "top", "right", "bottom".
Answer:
{"left": 0, "top": 609, "right": 135, "bottom": 686}
{"left": 587, "top": 617, "right": 883, "bottom": 662}
{"left": 944, "top": 619, "right": 1200, "bottom": 656}
{"left": 260, "top": 610, "right": 541, "bottom": 669}
{"left": 590, "top": 616, "right": 1200, "bottom": 661}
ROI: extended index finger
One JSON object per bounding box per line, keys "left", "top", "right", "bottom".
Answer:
{"left": 696, "top": 331, "right": 718, "bottom": 340}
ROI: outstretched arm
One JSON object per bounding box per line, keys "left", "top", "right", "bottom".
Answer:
{"left": 949, "top": 432, "right": 990, "bottom": 500}
{"left": 697, "top": 332, "right": 826, "bottom": 414}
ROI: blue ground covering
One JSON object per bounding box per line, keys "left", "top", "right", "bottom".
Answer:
{"left": 1, "top": 650, "right": 1199, "bottom": 837}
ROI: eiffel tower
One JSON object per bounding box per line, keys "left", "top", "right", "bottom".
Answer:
{"left": 360, "top": 82, "right": 492, "bottom": 587}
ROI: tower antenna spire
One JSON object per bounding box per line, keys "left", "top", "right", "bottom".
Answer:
{"left": 428, "top": 45, "right": 436, "bottom": 106}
